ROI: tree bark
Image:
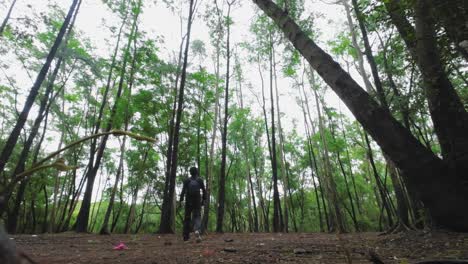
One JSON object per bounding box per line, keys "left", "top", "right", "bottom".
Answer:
{"left": 384, "top": 0, "right": 468, "bottom": 163}
{"left": 252, "top": 0, "right": 468, "bottom": 231}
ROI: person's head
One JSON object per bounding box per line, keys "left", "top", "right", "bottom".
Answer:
{"left": 189, "top": 167, "right": 198, "bottom": 177}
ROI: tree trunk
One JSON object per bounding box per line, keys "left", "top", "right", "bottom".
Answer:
{"left": 341, "top": 0, "right": 373, "bottom": 92}
{"left": 0, "top": 0, "right": 80, "bottom": 176}
{"left": 268, "top": 31, "right": 282, "bottom": 233}
{"left": 252, "top": 0, "right": 468, "bottom": 231}
{"left": 310, "top": 72, "right": 346, "bottom": 233}
{"left": 272, "top": 49, "right": 289, "bottom": 232}
{"left": 363, "top": 132, "right": 394, "bottom": 228}
{"left": 384, "top": 0, "right": 468, "bottom": 162}
{"left": 351, "top": 0, "right": 388, "bottom": 109}
{"left": 100, "top": 137, "right": 126, "bottom": 234}
{"left": 159, "top": 0, "right": 195, "bottom": 234}
{"left": 202, "top": 53, "right": 220, "bottom": 234}
{"left": 124, "top": 188, "right": 139, "bottom": 234}
{"left": 300, "top": 83, "right": 328, "bottom": 232}
{"left": 0, "top": 0, "right": 18, "bottom": 36}
{"left": 216, "top": 2, "right": 233, "bottom": 233}
{"left": 413, "top": 0, "right": 468, "bottom": 163}
{"left": 75, "top": 2, "right": 140, "bottom": 232}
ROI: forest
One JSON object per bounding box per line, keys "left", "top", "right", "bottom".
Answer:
{"left": 0, "top": 0, "right": 467, "bottom": 263}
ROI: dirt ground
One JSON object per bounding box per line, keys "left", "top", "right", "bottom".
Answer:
{"left": 11, "top": 231, "right": 468, "bottom": 263}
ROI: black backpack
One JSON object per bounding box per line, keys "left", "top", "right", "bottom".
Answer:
{"left": 187, "top": 178, "right": 201, "bottom": 196}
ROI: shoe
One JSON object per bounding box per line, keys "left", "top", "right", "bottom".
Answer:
{"left": 195, "top": 231, "right": 202, "bottom": 243}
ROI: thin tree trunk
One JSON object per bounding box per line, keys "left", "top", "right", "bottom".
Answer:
{"left": 75, "top": 2, "right": 140, "bottom": 232}
{"left": 100, "top": 138, "right": 126, "bottom": 235}
{"left": 363, "top": 132, "right": 394, "bottom": 228}
{"left": 216, "top": 1, "right": 233, "bottom": 233}
{"left": 341, "top": 0, "right": 373, "bottom": 92}
{"left": 0, "top": 0, "right": 17, "bottom": 36}
{"left": 0, "top": 0, "right": 80, "bottom": 176}
{"left": 351, "top": 0, "right": 388, "bottom": 109}
{"left": 299, "top": 82, "right": 327, "bottom": 232}
{"left": 272, "top": 48, "right": 289, "bottom": 232}
{"left": 267, "top": 30, "right": 283, "bottom": 233}
{"left": 135, "top": 187, "right": 149, "bottom": 234}
{"left": 310, "top": 72, "right": 346, "bottom": 233}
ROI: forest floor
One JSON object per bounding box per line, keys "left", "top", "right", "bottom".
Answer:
{"left": 12, "top": 231, "right": 468, "bottom": 264}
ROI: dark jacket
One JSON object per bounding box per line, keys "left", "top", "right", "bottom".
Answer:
{"left": 180, "top": 176, "right": 207, "bottom": 202}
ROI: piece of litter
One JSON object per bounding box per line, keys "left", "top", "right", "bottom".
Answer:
{"left": 31, "top": 235, "right": 38, "bottom": 237}
{"left": 224, "top": 238, "right": 234, "bottom": 242}
{"left": 223, "top": 247, "right": 237, "bottom": 253}
{"left": 113, "top": 242, "right": 128, "bottom": 250}
{"left": 256, "top": 243, "right": 265, "bottom": 247}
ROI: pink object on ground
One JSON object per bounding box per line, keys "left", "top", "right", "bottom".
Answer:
{"left": 113, "top": 242, "right": 128, "bottom": 250}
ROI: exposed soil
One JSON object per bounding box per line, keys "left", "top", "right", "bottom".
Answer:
{"left": 12, "top": 231, "right": 468, "bottom": 263}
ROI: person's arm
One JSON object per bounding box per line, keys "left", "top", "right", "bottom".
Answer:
{"left": 199, "top": 178, "right": 207, "bottom": 203}
{"left": 180, "top": 179, "right": 187, "bottom": 202}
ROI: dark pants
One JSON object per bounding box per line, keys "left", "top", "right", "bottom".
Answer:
{"left": 183, "top": 194, "right": 201, "bottom": 240}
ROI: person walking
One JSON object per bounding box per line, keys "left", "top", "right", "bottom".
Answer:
{"left": 180, "top": 167, "right": 206, "bottom": 242}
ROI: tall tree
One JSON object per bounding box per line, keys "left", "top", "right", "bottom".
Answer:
{"left": 0, "top": 0, "right": 80, "bottom": 177}
{"left": 159, "top": 0, "right": 196, "bottom": 233}
{"left": 75, "top": 0, "right": 141, "bottom": 232}
{"left": 252, "top": 0, "right": 468, "bottom": 231}
{"left": 217, "top": 0, "right": 235, "bottom": 233}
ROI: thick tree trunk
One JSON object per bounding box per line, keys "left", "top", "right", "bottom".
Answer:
{"left": 414, "top": 0, "right": 468, "bottom": 163}
{"left": 161, "top": 35, "right": 184, "bottom": 233}
{"left": 252, "top": 0, "right": 468, "bottom": 231}
{"left": 384, "top": 0, "right": 468, "bottom": 163}
{"left": 159, "top": 0, "right": 195, "bottom": 234}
